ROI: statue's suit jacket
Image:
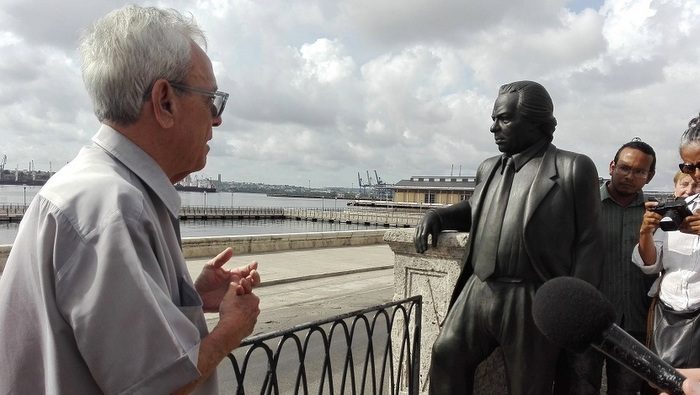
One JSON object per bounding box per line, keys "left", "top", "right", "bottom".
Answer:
{"left": 437, "top": 143, "right": 603, "bottom": 309}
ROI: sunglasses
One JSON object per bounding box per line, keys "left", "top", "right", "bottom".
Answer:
{"left": 679, "top": 162, "right": 700, "bottom": 174}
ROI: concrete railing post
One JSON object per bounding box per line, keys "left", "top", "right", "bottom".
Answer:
{"left": 384, "top": 228, "right": 507, "bottom": 394}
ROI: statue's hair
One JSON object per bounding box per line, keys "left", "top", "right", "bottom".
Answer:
{"left": 498, "top": 81, "right": 557, "bottom": 138}
{"left": 79, "top": 5, "right": 206, "bottom": 125}
{"left": 680, "top": 113, "right": 700, "bottom": 150}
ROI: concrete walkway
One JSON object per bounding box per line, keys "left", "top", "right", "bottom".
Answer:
{"left": 185, "top": 244, "right": 395, "bottom": 288}
{"left": 186, "top": 244, "right": 396, "bottom": 330}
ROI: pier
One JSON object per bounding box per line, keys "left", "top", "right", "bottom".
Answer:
{"left": 0, "top": 205, "right": 24, "bottom": 222}
{"left": 1, "top": 205, "right": 424, "bottom": 228}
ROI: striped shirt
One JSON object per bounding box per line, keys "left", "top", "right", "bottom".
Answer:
{"left": 598, "top": 182, "right": 656, "bottom": 334}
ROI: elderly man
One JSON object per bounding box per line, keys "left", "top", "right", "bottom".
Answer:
{"left": 0, "top": 6, "right": 259, "bottom": 394}
{"left": 415, "top": 81, "right": 602, "bottom": 394}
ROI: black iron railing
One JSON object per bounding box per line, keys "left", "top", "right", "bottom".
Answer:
{"left": 227, "top": 296, "right": 422, "bottom": 394}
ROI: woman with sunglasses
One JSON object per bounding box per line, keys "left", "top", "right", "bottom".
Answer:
{"left": 632, "top": 113, "right": 700, "bottom": 377}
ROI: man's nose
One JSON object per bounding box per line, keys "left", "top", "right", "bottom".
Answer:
{"left": 212, "top": 114, "right": 222, "bottom": 127}
{"left": 490, "top": 121, "right": 499, "bottom": 133}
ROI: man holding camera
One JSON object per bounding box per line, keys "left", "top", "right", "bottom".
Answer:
{"left": 556, "top": 139, "right": 657, "bottom": 394}
{"left": 632, "top": 114, "right": 700, "bottom": 370}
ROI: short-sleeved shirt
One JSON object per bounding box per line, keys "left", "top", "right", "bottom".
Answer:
{"left": 0, "top": 125, "right": 217, "bottom": 394}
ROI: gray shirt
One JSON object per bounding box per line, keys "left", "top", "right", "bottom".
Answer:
{"left": 0, "top": 125, "right": 217, "bottom": 394}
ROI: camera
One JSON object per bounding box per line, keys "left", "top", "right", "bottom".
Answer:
{"left": 650, "top": 199, "right": 693, "bottom": 231}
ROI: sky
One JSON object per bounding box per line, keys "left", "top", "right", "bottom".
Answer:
{"left": 1, "top": 0, "right": 700, "bottom": 191}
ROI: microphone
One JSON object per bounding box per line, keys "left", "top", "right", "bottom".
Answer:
{"left": 532, "top": 276, "right": 685, "bottom": 395}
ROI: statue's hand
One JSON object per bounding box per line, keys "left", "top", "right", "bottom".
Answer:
{"left": 414, "top": 210, "right": 442, "bottom": 253}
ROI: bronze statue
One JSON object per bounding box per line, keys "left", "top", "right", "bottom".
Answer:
{"left": 415, "top": 81, "right": 603, "bottom": 395}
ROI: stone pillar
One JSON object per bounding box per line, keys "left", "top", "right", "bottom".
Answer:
{"left": 384, "top": 228, "right": 506, "bottom": 394}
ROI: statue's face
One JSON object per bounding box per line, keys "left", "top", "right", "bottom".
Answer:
{"left": 490, "top": 92, "right": 542, "bottom": 155}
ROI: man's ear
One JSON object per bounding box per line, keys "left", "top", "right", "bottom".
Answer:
{"left": 646, "top": 171, "right": 655, "bottom": 184}
{"left": 150, "top": 79, "right": 176, "bottom": 128}
{"left": 608, "top": 160, "right": 615, "bottom": 177}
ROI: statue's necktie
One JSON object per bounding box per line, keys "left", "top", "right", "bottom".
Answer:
{"left": 473, "top": 156, "right": 515, "bottom": 280}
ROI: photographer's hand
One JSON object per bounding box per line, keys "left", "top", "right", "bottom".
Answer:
{"left": 639, "top": 201, "right": 662, "bottom": 266}
{"left": 640, "top": 201, "right": 661, "bottom": 233}
{"left": 680, "top": 209, "right": 700, "bottom": 235}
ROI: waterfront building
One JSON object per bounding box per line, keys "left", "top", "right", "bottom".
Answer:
{"left": 392, "top": 175, "right": 476, "bottom": 205}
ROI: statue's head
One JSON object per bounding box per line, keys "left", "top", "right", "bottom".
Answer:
{"left": 498, "top": 81, "right": 557, "bottom": 137}
{"left": 490, "top": 81, "right": 557, "bottom": 155}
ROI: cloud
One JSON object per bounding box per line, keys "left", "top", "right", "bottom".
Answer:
{"left": 0, "top": 0, "right": 125, "bottom": 50}
{"left": 1, "top": 0, "right": 700, "bottom": 191}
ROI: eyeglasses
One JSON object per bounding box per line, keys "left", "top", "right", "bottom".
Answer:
{"left": 679, "top": 162, "right": 700, "bottom": 174}
{"left": 170, "top": 82, "right": 229, "bottom": 118}
{"left": 613, "top": 164, "right": 649, "bottom": 178}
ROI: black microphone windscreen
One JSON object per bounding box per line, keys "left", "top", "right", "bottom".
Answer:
{"left": 533, "top": 277, "right": 616, "bottom": 351}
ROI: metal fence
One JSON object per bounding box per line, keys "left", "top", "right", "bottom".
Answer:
{"left": 283, "top": 208, "right": 421, "bottom": 228}
{"left": 226, "top": 296, "right": 422, "bottom": 395}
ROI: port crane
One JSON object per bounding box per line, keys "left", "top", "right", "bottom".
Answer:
{"left": 356, "top": 170, "right": 393, "bottom": 199}
{"left": 374, "top": 170, "right": 385, "bottom": 186}
{"left": 357, "top": 172, "right": 370, "bottom": 187}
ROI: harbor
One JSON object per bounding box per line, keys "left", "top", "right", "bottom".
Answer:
{"left": 0, "top": 204, "right": 420, "bottom": 243}
{"left": 0, "top": 187, "right": 426, "bottom": 245}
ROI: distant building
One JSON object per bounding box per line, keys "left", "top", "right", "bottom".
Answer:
{"left": 392, "top": 175, "right": 476, "bottom": 205}
{"left": 599, "top": 176, "right": 673, "bottom": 201}
{"left": 392, "top": 175, "right": 672, "bottom": 208}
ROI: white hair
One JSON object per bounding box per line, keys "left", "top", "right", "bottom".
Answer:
{"left": 680, "top": 113, "right": 700, "bottom": 151}
{"left": 79, "top": 5, "right": 207, "bottom": 124}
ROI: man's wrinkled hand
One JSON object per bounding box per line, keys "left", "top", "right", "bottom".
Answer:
{"left": 195, "top": 247, "right": 260, "bottom": 312}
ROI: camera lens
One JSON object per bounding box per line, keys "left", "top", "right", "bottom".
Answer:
{"left": 659, "top": 210, "right": 683, "bottom": 232}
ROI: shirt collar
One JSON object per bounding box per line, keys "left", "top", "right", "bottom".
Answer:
{"left": 684, "top": 193, "right": 700, "bottom": 212}
{"left": 91, "top": 124, "right": 181, "bottom": 218}
{"left": 685, "top": 193, "right": 700, "bottom": 203}
{"left": 600, "top": 181, "right": 645, "bottom": 207}
{"left": 507, "top": 138, "right": 549, "bottom": 171}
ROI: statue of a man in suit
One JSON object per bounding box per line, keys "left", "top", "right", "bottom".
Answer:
{"left": 415, "top": 80, "right": 603, "bottom": 395}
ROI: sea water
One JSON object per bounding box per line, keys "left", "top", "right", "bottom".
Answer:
{"left": 0, "top": 186, "right": 379, "bottom": 245}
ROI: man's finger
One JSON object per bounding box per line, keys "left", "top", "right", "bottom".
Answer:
{"left": 248, "top": 269, "right": 261, "bottom": 287}
{"left": 683, "top": 379, "right": 700, "bottom": 395}
{"left": 232, "top": 261, "right": 258, "bottom": 277}
{"left": 230, "top": 282, "right": 245, "bottom": 296}
{"left": 237, "top": 278, "right": 253, "bottom": 294}
{"left": 210, "top": 247, "right": 234, "bottom": 268}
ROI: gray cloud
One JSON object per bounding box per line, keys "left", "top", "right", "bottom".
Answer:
{"left": 1, "top": 0, "right": 700, "bottom": 190}
{"left": 1, "top": 0, "right": 126, "bottom": 50}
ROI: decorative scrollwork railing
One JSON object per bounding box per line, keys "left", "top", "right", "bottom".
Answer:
{"left": 227, "top": 296, "right": 422, "bottom": 395}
